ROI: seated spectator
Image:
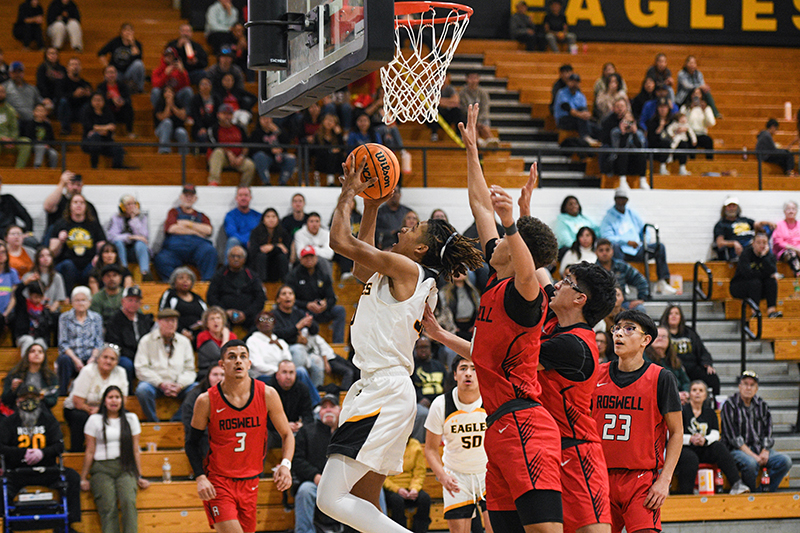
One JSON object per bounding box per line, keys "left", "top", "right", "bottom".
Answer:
{"left": 62, "top": 343, "right": 128, "bottom": 451}
{"left": 153, "top": 85, "right": 189, "bottom": 155}
{"left": 81, "top": 92, "right": 126, "bottom": 169}
{"left": 645, "top": 326, "right": 690, "bottom": 403}
{"left": 0, "top": 84, "right": 32, "bottom": 169}
{"left": 49, "top": 193, "right": 106, "bottom": 291}
{"left": 594, "top": 73, "right": 627, "bottom": 120}
{"left": 4, "top": 61, "right": 47, "bottom": 122}
{"left": 248, "top": 208, "right": 290, "bottom": 283}
{"left": 680, "top": 87, "right": 715, "bottom": 159}
{"left": 553, "top": 195, "right": 600, "bottom": 255}
{"left": 411, "top": 335, "right": 445, "bottom": 443}
{"left": 554, "top": 73, "right": 600, "bottom": 146}
{"left": 320, "top": 91, "right": 353, "bottom": 135}
{"left": 105, "top": 286, "right": 152, "bottom": 384}
{"left": 107, "top": 194, "right": 151, "bottom": 281}
{"left": 281, "top": 193, "right": 309, "bottom": 246}
{"left": 189, "top": 77, "right": 218, "bottom": 145}
{"left": 42, "top": 171, "right": 96, "bottom": 243}
{"left": 223, "top": 186, "right": 260, "bottom": 258}
{"left": 180, "top": 364, "right": 223, "bottom": 459}
{"left": 0, "top": 384, "right": 82, "bottom": 529}
{"left": 638, "top": 83, "right": 677, "bottom": 132}
{"left": 158, "top": 267, "right": 207, "bottom": 344}
{"left": 215, "top": 72, "right": 252, "bottom": 127}
{"left": 79, "top": 385, "right": 148, "bottom": 533}
{"left": 228, "top": 23, "right": 250, "bottom": 80}
{"left": 713, "top": 196, "right": 772, "bottom": 262}
{"left": 23, "top": 102, "right": 59, "bottom": 168}
{"left": 459, "top": 71, "right": 498, "bottom": 146}
{"left": 150, "top": 46, "right": 193, "bottom": 110}
{"left": 134, "top": 308, "right": 197, "bottom": 422}
{"left": 1, "top": 341, "right": 58, "bottom": 412}
{"left": 272, "top": 285, "right": 325, "bottom": 387}
{"left": 418, "top": 73, "right": 462, "bottom": 142}
{"left": 549, "top": 63, "right": 572, "bottom": 116}
{"left": 89, "top": 265, "right": 124, "bottom": 324}
{"left": 676, "top": 55, "right": 719, "bottom": 117}
{"left": 97, "top": 23, "right": 145, "bottom": 94}
{"left": 57, "top": 286, "right": 103, "bottom": 395}
{"left": 773, "top": 200, "right": 800, "bottom": 277}
{"left": 595, "top": 238, "right": 648, "bottom": 311}
{"left": 207, "top": 104, "right": 255, "bottom": 186}
{"left": 266, "top": 360, "right": 314, "bottom": 448}
{"left": 729, "top": 231, "right": 781, "bottom": 318}
{"left": 509, "top": 0, "right": 538, "bottom": 51}
{"left": 204, "top": 0, "right": 239, "bottom": 54}
{"left": 35, "top": 48, "right": 65, "bottom": 110}
{"left": 12, "top": 282, "right": 54, "bottom": 352}
{"left": 6, "top": 226, "right": 35, "bottom": 278}
{"left": 328, "top": 198, "right": 361, "bottom": 280}
{"left": 286, "top": 246, "right": 346, "bottom": 344}
{"left": 205, "top": 50, "right": 246, "bottom": 95}
{"left": 21, "top": 247, "right": 67, "bottom": 315}
{"left": 375, "top": 188, "right": 412, "bottom": 250}
{"left": 166, "top": 23, "right": 209, "bottom": 85}
{"left": 631, "top": 76, "right": 656, "bottom": 120}
{"left": 14, "top": 0, "right": 45, "bottom": 50}
{"left": 347, "top": 111, "right": 381, "bottom": 150}
{"left": 661, "top": 304, "right": 721, "bottom": 397}
{"left": 756, "top": 119, "right": 795, "bottom": 175}
{"left": 206, "top": 246, "right": 266, "bottom": 331}
{"left": 609, "top": 110, "right": 648, "bottom": 188}
{"left": 383, "top": 437, "right": 431, "bottom": 532}
{"left": 600, "top": 188, "right": 675, "bottom": 295}
{"left": 593, "top": 62, "right": 628, "bottom": 102}
{"left": 559, "top": 227, "right": 597, "bottom": 276}
{"left": 0, "top": 177, "right": 35, "bottom": 239}
{"left": 646, "top": 53, "right": 675, "bottom": 102}
{"left": 291, "top": 102, "right": 322, "bottom": 145}
{"left": 438, "top": 271, "right": 480, "bottom": 344}
{"left": 46, "top": 0, "right": 82, "bottom": 51}
{"left": 87, "top": 242, "right": 132, "bottom": 294}
{"left": 249, "top": 115, "right": 296, "bottom": 185}
{"left": 312, "top": 113, "right": 345, "bottom": 186}
{"left": 292, "top": 212, "right": 334, "bottom": 277}
{"left": 195, "top": 306, "right": 237, "bottom": 379}
{"left": 96, "top": 65, "right": 134, "bottom": 138}
{"left": 666, "top": 113, "right": 697, "bottom": 176}
{"left": 153, "top": 184, "right": 219, "bottom": 281}
{"left": 543, "top": 0, "right": 576, "bottom": 53}
{"left": 721, "top": 370, "right": 793, "bottom": 492}
{"left": 676, "top": 380, "right": 749, "bottom": 495}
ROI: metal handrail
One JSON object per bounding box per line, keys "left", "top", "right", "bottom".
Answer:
{"left": 640, "top": 223, "right": 659, "bottom": 300}
{"left": 740, "top": 298, "right": 762, "bottom": 375}
{"left": 691, "top": 261, "right": 713, "bottom": 331}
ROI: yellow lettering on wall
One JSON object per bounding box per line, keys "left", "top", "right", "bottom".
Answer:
{"left": 625, "top": 0, "right": 669, "bottom": 28}
{"left": 793, "top": 0, "right": 800, "bottom": 30}
{"left": 742, "top": 0, "right": 776, "bottom": 31}
{"left": 566, "top": 0, "right": 606, "bottom": 26}
{"left": 690, "top": 0, "right": 724, "bottom": 29}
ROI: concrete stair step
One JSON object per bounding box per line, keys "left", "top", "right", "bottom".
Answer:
{"left": 720, "top": 386, "right": 799, "bottom": 403}
{"left": 691, "top": 321, "right": 741, "bottom": 339}
{"left": 705, "top": 340, "right": 773, "bottom": 359}
{"left": 715, "top": 362, "right": 796, "bottom": 378}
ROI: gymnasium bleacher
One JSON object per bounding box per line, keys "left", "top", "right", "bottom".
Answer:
{"left": 2, "top": 0, "right": 800, "bottom": 530}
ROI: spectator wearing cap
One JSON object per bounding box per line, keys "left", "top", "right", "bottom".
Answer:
{"left": 87, "top": 242, "right": 133, "bottom": 295}
{"left": 757, "top": 118, "right": 796, "bottom": 176}
{"left": 509, "top": 1, "right": 539, "bottom": 51}
{"left": 13, "top": 0, "right": 45, "bottom": 50}
{"left": 57, "top": 285, "right": 103, "bottom": 395}
{"left": 721, "top": 370, "right": 793, "bottom": 492}
{"left": 46, "top": 0, "right": 83, "bottom": 51}
{"left": 153, "top": 185, "right": 219, "bottom": 281}
{"left": 3, "top": 61, "right": 46, "bottom": 123}
{"left": 207, "top": 104, "right": 255, "bottom": 186}
{"left": 204, "top": 49, "right": 246, "bottom": 95}
{"left": 89, "top": 264, "right": 123, "bottom": 325}
{"left": 0, "top": 84, "right": 32, "bottom": 169}
{"left": 134, "top": 308, "right": 197, "bottom": 422}
{"left": 97, "top": 23, "right": 145, "bottom": 94}
{"left": 223, "top": 186, "right": 261, "bottom": 260}
{"left": 166, "top": 23, "right": 209, "bottom": 85}
{"left": 714, "top": 196, "right": 773, "bottom": 262}
{"left": 600, "top": 188, "right": 677, "bottom": 295}
{"left": 638, "top": 83, "right": 678, "bottom": 133}
{"left": 292, "top": 212, "right": 334, "bottom": 277}
{"left": 285, "top": 246, "right": 346, "bottom": 344}
{"left": 206, "top": 245, "right": 266, "bottom": 331}
{"left": 205, "top": 0, "right": 239, "bottom": 55}
{"left": 553, "top": 72, "right": 601, "bottom": 146}
{"left": 105, "top": 285, "right": 154, "bottom": 383}
{"left": 150, "top": 46, "right": 193, "bottom": 110}
{"left": 106, "top": 193, "right": 151, "bottom": 281}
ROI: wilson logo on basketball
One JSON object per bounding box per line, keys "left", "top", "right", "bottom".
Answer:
{"left": 375, "top": 152, "right": 391, "bottom": 186}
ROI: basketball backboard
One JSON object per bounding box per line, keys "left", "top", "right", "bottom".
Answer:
{"left": 251, "top": 0, "right": 395, "bottom": 118}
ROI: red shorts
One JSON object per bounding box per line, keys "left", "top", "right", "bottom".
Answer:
{"left": 561, "top": 441, "right": 611, "bottom": 533}
{"left": 202, "top": 474, "right": 260, "bottom": 532}
{"left": 484, "top": 405, "right": 561, "bottom": 511}
{"left": 608, "top": 469, "right": 661, "bottom": 533}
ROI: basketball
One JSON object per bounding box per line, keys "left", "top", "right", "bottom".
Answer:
{"left": 348, "top": 143, "right": 400, "bottom": 200}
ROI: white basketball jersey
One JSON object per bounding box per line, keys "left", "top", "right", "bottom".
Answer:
{"left": 351, "top": 264, "right": 437, "bottom": 375}
{"left": 426, "top": 388, "right": 487, "bottom": 474}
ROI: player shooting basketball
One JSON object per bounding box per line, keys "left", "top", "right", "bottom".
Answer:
{"left": 316, "top": 155, "right": 483, "bottom": 533}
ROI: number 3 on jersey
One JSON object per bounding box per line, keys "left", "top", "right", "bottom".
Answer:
{"left": 602, "top": 414, "right": 631, "bottom": 441}
{"left": 234, "top": 431, "right": 246, "bottom": 452}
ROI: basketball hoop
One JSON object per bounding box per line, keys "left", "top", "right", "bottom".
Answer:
{"left": 381, "top": 1, "right": 473, "bottom": 124}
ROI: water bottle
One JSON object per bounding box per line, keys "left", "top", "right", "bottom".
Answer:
{"left": 715, "top": 469, "right": 724, "bottom": 493}
{"left": 760, "top": 467, "right": 770, "bottom": 492}
{"left": 401, "top": 150, "right": 412, "bottom": 175}
{"left": 162, "top": 458, "right": 172, "bottom": 484}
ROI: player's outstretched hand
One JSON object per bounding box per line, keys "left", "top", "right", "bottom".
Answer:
{"left": 196, "top": 475, "right": 217, "bottom": 501}
{"left": 340, "top": 155, "right": 375, "bottom": 197}
{"left": 644, "top": 477, "right": 669, "bottom": 510}
{"left": 458, "top": 103, "right": 479, "bottom": 151}
{"left": 489, "top": 185, "right": 514, "bottom": 227}
{"left": 518, "top": 162, "right": 538, "bottom": 218}
{"left": 275, "top": 465, "right": 292, "bottom": 492}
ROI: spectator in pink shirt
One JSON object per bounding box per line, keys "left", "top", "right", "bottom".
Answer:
{"left": 772, "top": 200, "right": 800, "bottom": 277}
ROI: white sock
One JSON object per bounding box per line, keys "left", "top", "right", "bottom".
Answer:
{"left": 318, "top": 455, "right": 411, "bottom": 533}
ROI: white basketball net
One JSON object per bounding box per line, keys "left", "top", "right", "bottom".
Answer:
{"left": 380, "top": 5, "right": 471, "bottom": 124}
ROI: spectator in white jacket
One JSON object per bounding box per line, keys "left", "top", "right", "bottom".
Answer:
{"left": 291, "top": 212, "right": 334, "bottom": 277}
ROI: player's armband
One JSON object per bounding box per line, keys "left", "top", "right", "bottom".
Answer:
{"left": 185, "top": 427, "right": 207, "bottom": 478}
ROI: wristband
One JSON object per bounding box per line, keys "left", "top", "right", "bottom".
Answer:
{"left": 503, "top": 222, "right": 518, "bottom": 236}
{"left": 280, "top": 458, "right": 292, "bottom": 470}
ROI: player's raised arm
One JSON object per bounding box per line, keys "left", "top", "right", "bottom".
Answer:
{"left": 265, "top": 385, "right": 295, "bottom": 492}
{"left": 459, "top": 104, "right": 498, "bottom": 253}
{"left": 421, "top": 305, "right": 471, "bottom": 359}
{"left": 491, "top": 185, "right": 539, "bottom": 301}
{"left": 517, "top": 162, "right": 538, "bottom": 218}
{"left": 187, "top": 392, "right": 215, "bottom": 501}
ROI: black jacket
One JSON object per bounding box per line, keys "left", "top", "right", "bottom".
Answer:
{"left": 266, "top": 375, "right": 313, "bottom": 430}
{"left": 206, "top": 267, "right": 266, "bottom": 327}
{"left": 293, "top": 419, "right": 334, "bottom": 483}
{"left": 0, "top": 409, "right": 63, "bottom": 468}
{"left": 105, "top": 309, "right": 155, "bottom": 362}
{"left": 272, "top": 305, "right": 319, "bottom": 345}
{"left": 284, "top": 264, "right": 337, "bottom": 314}
{"left": 46, "top": 0, "right": 80, "bottom": 24}
{"left": 0, "top": 194, "right": 33, "bottom": 235}
{"left": 166, "top": 38, "right": 208, "bottom": 72}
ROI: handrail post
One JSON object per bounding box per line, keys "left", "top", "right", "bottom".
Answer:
{"left": 61, "top": 140, "right": 67, "bottom": 172}
{"left": 740, "top": 298, "right": 762, "bottom": 374}
{"left": 180, "top": 148, "right": 187, "bottom": 186}
{"left": 641, "top": 223, "right": 659, "bottom": 300}
{"left": 757, "top": 154, "right": 763, "bottom": 190}
{"left": 422, "top": 148, "right": 428, "bottom": 188}
{"left": 648, "top": 152, "right": 654, "bottom": 188}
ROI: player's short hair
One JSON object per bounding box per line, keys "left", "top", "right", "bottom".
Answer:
{"left": 220, "top": 339, "right": 248, "bottom": 356}
{"left": 614, "top": 309, "right": 657, "bottom": 348}
{"left": 595, "top": 238, "right": 612, "bottom": 249}
{"left": 570, "top": 261, "right": 617, "bottom": 327}
{"left": 451, "top": 355, "right": 470, "bottom": 374}
{"left": 517, "top": 216, "right": 558, "bottom": 268}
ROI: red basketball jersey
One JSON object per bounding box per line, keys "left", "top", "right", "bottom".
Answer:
{"left": 206, "top": 379, "right": 268, "bottom": 479}
{"left": 592, "top": 362, "right": 666, "bottom": 470}
{"left": 539, "top": 323, "right": 602, "bottom": 443}
{"left": 471, "top": 275, "right": 547, "bottom": 415}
